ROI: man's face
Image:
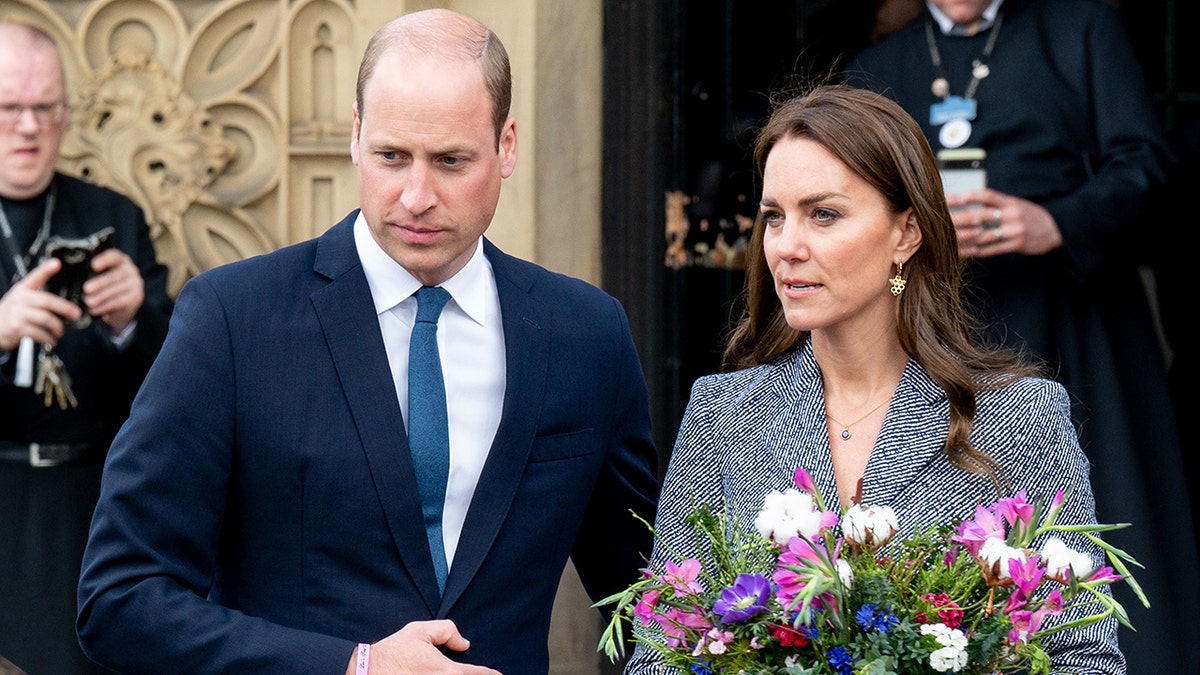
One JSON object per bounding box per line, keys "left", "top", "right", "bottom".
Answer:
{"left": 349, "top": 50, "right": 516, "bottom": 287}
{"left": 930, "top": 0, "right": 996, "bottom": 25}
{"left": 0, "top": 41, "right": 68, "bottom": 200}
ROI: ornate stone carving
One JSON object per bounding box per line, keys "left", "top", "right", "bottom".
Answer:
{"left": 60, "top": 51, "right": 236, "bottom": 294}
{"left": 12, "top": 0, "right": 359, "bottom": 296}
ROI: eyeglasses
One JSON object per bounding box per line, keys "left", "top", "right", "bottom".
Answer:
{"left": 0, "top": 101, "right": 69, "bottom": 127}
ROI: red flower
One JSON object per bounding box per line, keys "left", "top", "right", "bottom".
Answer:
{"left": 915, "top": 592, "right": 964, "bottom": 629}
{"left": 772, "top": 624, "right": 809, "bottom": 648}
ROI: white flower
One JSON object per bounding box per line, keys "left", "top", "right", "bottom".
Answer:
{"left": 755, "top": 488, "right": 826, "bottom": 545}
{"left": 929, "top": 645, "right": 968, "bottom": 672}
{"left": 978, "top": 537, "right": 1027, "bottom": 579}
{"left": 1040, "top": 536, "right": 1096, "bottom": 580}
{"left": 836, "top": 558, "right": 854, "bottom": 588}
{"left": 921, "top": 623, "right": 969, "bottom": 672}
{"left": 842, "top": 504, "right": 898, "bottom": 548}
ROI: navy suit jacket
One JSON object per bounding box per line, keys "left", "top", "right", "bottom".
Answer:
{"left": 78, "top": 212, "right": 660, "bottom": 674}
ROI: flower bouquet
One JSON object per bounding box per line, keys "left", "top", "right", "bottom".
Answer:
{"left": 597, "top": 468, "right": 1145, "bottom": 674}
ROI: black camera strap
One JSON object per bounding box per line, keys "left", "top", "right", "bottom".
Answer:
{"left": 0, "top": 181, "right": 57, "bottom": 282}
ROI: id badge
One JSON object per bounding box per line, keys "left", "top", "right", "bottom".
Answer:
{"left": 930, "top": 96, "right": 977, "bottom": 126}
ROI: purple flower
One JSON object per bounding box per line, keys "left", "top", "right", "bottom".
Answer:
{"left": 713, "top": 573, "right": 771, "bottom": 623}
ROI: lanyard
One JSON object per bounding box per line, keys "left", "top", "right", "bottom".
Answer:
{"left": 926, "top": 12, "right": 1004, "bottom": 101}
{"left": 0, "top": 182, "right": 57, "bottom": 281}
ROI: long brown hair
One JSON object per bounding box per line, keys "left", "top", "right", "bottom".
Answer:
{"left": 724, "top": 84, "right": 1039, "bottom": 492}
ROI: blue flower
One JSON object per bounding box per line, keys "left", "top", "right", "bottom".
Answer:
{"left": 855, "top": 603, "right": 899, "bottom": 634}
{"left": 855, "top": 603, "right": 878, "bottom": 631}
{"left": 690, "top": 661, "right": 713, "bottom": 675}
{"left": 713, "top": 573, "right": 771, "bottom": 623}
{"left": 826, "top": 646, "right": 855, "bottom": 675}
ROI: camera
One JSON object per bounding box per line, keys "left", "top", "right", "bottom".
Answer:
{"left": 43, "top": 226, "right": 115, "bottom": 328}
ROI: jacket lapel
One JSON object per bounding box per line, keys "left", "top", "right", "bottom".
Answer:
{"left": 309, "top": 214, "right": 444, "bottom": 612}
{"left": 439, "top": 240, "right": 549, "bottom": 611}
{"left": 757, "top": 344, "right": 840, "bottom": 506}
{"left": 754, "top": 343, "right": 949, "bottom": 511}
{"left": 860, "top": 359, "right": 948, "bottom": 508}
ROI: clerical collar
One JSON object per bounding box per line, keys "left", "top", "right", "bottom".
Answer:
{"left": 927, "top": 0, "right": 1004, "bottom": 36}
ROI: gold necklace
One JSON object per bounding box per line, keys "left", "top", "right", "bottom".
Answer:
{"left": 825, "top": 396, "right": 891, "bottom": 441}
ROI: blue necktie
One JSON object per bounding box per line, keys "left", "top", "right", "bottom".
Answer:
{"left": 408, "top": 285, "right": 452, "bottom": 595}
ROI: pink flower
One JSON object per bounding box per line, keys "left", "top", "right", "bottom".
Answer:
{"left": 659, "top": 607, "right": 711, "bottom": 648}
{"left": 633, "top": 590, "right": 661, "bottom": 626}
{"left": 1007, "top": 608, "right": 1047, "bottom": 644}
{"left": 699, "top": 627, "right": 735, "bottom": 655}
{"left": 997, "top": 491, "right": 1035, "bottom": 540}
{"left": 773, "top": 536, "right": 840, "bottom": 610}
{"left": 1008, "top": 553, "right": 1045, "bottom": 597}
{"left": 953, "top": 504, "right": 1007, "bottom": 557}
{"left": 1043, "top": 589, "right": 1064, "bottom": 616}
{"left": 793, "top": 467, "right": 816, "bottom": 493}
{"left": 660, "top": 559, "right": 704, "bottom": 595}
{"left": 1083, "top": 565, "right": 1122, "bottom": 585}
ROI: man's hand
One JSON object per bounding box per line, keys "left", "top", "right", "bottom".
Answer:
{"left": 947, "top": 188, "right": 1063, "bottom": 259}
{"left": 84, "top": 248, "right": 144, "bottom": 335}
{"left": 344, "top": 620, "right": 502, "bottom": 675}
{"left": 0, "top": 258, "right": 81, "bottom": 351}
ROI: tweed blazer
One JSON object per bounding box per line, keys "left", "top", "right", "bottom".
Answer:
{"left": 625, "top": 339, "right": 1123, "bottom": 674}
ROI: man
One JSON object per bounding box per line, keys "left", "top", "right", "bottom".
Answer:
{"left": 77, "top": 8, "right": 659, "bottom": 674}
{"left": 844, "top": 0, "right": 1197, "bottom": 672}
{"left": 0, "top": 20, "right": 173, "bottom": 675}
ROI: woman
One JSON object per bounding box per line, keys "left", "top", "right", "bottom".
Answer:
{"left": 842, "top": 4, "right": 1193, "bottom": 670}
{"left": 624, "top": 84, "right": 1122, "bottom": 673}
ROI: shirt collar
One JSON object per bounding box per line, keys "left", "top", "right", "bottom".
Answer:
{"left": 353, "top": 211, "right": 491, "bottom": 326}
{"left": 927, "top": 0, "right": 1003, "bottom": 36}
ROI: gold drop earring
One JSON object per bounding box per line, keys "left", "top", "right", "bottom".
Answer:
{"left": 890, "top": 262, "right": 906, "bottom": 296}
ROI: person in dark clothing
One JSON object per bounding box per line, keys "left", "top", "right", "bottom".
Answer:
{"left": 842, "top": 1, "right": 1198, "bottom": 672}
{"left": 0, "top": 20, "right": 173, "bottom": 675}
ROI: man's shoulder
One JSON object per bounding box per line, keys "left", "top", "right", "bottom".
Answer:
{"left": 484, "top": 239, "right": 610, "bottom": 302}
{"left": 54, "top": 172, "right": 139, "bottom": 209}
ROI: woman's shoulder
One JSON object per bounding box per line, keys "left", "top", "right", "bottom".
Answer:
{"left": 690, "top": 348, "right": 813, "bottom": 406}
{"left": 979, "top": 374, "right": 1070, "bottom": 410}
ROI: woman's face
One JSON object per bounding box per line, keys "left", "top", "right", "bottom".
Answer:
{"left": 760, "top": 135, "right": 917, "bottom": 338}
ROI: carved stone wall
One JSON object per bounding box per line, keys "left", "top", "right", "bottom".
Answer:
{"left": 10, "top": 0, "right": 362, "bottom": 297}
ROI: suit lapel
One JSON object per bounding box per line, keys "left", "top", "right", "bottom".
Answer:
{"left": 310, "top": 214, "right": 444, "bottom": 612}
{"left": 440, "top": 241, "right": 549, "bottom": 611}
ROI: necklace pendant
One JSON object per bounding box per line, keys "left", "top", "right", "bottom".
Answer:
{"left": 931, "top": 77, "right": 950, "bottom": 98}
{"left": 971, "top": 61, "right": 990, "bottom": 80}
{"left": 840, "top": 428, "right": 851, "bottom": 440}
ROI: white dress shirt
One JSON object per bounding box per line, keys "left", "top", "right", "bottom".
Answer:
{"left": 353, "top": 213, "right": 506, "bottom": 567}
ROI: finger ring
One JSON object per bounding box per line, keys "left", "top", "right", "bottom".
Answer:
{"left": 993, "top": 225, "right": 1004, "bottom": 241}
{"left": 992, "top": 208, "right": 1003, "bottom": 221}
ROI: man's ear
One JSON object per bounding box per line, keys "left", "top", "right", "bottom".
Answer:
{"left": 349, "top": 102, "right": 362, "bottom": 166}
{"left": 499, "top": 117, "right": 517, "bottom": 178}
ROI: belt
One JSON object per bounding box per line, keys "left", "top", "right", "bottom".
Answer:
{"left": 0, "top": 441, "right": 93, "bottom": 467}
